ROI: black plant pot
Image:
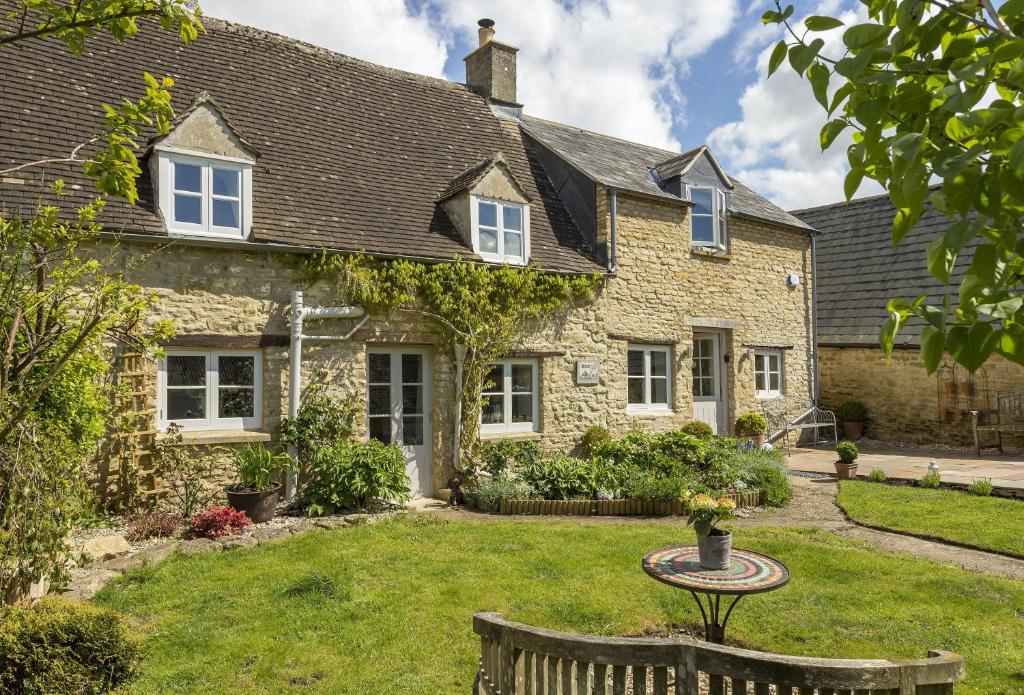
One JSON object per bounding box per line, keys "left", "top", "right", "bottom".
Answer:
{"left": 225, "top": 483, "right": 282, "bottom": 523}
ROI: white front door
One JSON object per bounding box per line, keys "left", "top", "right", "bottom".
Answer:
{"left": 367, "top": 349, "right": 432, "bottom": 498}
{"left": 692, "top": 333, "right": 727, "bottom": 434}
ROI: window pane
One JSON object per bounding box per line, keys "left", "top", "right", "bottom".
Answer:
{"left": 478, "top": 201, "right": 497, "bottom": 228}
{"left": 650, "top": 350, "right": 668, "bottom": 377}
{"left": 511, "top": 394, "right": 532, "bottom": 423}
{"left": 212, "top": 199, "right": 240, "bottom": 229}
{"left": 167, "top": 388, "right": 205, "bottom": 420}
{"left": 368, "top": 354, "right": 390, "bottom": 383}
{"left": 692, "top": 215, "right": 715, "bottom": 243}
{"left": 218, "top": 387, "right": 254, "bottom": 418}
{"left": 504, "top": 231, "right": 523, "bottom": 258}
{"left": 769, "top": 373, "right": 780, "bottom": 391}
{"left": 368, "top": 384, "right": 390, "bottom": 416}
{"left": 479, "top": 228, "right": 498, "bottom": 254}
{"left": 174, "top": 194, "right": 202, "bottom": 224}
{"left": 770, "top": 354, "right": 780, "bottom": 373}
{"left": 167, "top": 355, "right": 205, "bottom": 386}
{"left": 402, "top": 354, "right": 422, "bottom": 384}
{"left": 482, "top": 394, "right": 503, "bottom": 424}
{"left": 218, "top": 356, "right": 254, "bottom": 386}
{"left": 503, "top": 205, "right": 522, "bottom": 231}
{"left": 627, "top": 350, "right": 644, "bottom": 377}
{"left": 628, "top": 377, "right": 644, "bottom": 404}
{"left": 651, "top": 377, "right": 668, "bottom": 404}
{"left": 212, "top": 168, "right": 239, "bottom": 197}
{"left": 402, "top": 416, "right": 423, "bottom": 445}
{"left": 174, "top": 163, "right": 201, "bottom": 192}
{"left": 756, "top": 372, "right": 766, "bottom": 391}
{"left": 690, "top": 187, "right": 712, "bottom": 214}
{"left": 402, "top": 385, "right": 422, "bottom": 415}
{"left": 369, "top": 416, "right": 391, "bottom": 444}
{"left": 511, "top": 364, "right": 532, "bottom": 393}
{"left": 755, "top": 354, "right": 764, "bottom": 373}
{"left": 483, "top": 364, "right": 504, "bottom": 393}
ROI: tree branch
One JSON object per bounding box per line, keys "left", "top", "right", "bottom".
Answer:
{"left": 0, "top": 7, "right": 163, "bottom": 46}
{"left": 0, "top": 138, "right": 99, "bottom": 177}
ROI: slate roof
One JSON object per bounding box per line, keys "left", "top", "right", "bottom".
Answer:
{"left": 520, "top": 116, "right": 812, "bottom": 232}
{"left": 794, "top": 193, "right": 977, "bottom": 348}
{"left": 0, "top": 12, "right": 599, "bottom": 272}
{"left": 434, "top": 153, "right": 530, "bottom": 203}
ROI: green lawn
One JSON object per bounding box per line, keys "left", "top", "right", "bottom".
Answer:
{"left": 839, "top": 480, "right": 1024, "bottom": 556}
{"left": 97, "top": 517, "right": 1024, "bottom": 694}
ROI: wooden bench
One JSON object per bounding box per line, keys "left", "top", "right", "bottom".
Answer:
{"left": 472, "top": 612, "right": 964, "bottom": 694}
{"left": 971, "top": 393, "right": 1024, "bottom": 455}
{"left": 761, "top": 399, "right": 839, "bottom": 455}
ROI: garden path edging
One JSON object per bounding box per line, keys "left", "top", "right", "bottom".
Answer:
{"left": 497, "top": 491, "right": 762, "bottom": 517}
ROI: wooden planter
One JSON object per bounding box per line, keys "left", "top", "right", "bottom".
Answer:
{"left": 497, "top": 490, "right": 762, "bottom": 516}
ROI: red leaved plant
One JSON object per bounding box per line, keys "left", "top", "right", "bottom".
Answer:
{"left": 186, "top": 505, "right": 251, "bottom": 540}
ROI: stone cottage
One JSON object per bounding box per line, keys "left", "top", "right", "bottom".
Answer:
{"left": 0, "top": 17, "right": 815, "bottom": 498}
{"left": 795, "top": 193, "right": 1024, "bottom": 448}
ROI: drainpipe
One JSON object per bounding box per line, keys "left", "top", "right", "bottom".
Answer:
{"left": 608, "top": 188, "right": 618, "bottom": 273}
{"left": 452, "top": 344, "right": 468, "bottom": 472}
{"left": 287, "top": 290, "right": 367, "bottom": 499}
{"left": 810, "top": 235, "right": 820, "bottom": 406}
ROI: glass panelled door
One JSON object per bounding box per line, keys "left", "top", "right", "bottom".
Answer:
{"left": 367, "top": 349, "right": 432, "bottom": 497}
{"left": 692, "top": 332, "right": 726, "bottom": 434}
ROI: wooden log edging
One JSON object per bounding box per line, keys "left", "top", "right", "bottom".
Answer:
{"left": 498, "top": 491, "right": 762, "bottom": 517}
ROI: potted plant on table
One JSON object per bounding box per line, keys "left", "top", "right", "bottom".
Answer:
{"left": 734, "top": 412, "right": 768, "bottom": 448}
{"left": 836, "top": 400, "right": 868, "bottom": 441}
{"left": 834, "top": 441, "right": 859, "bottom": 480}
{"left": 225, "top": 443, "right": 295, "bottom": 523}
{"left": 687, "top": 493, "right": 737, "bottom": 570}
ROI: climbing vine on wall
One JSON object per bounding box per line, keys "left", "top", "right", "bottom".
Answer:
{"left": 301, "top": 253, "right": 602, "bottom": 464}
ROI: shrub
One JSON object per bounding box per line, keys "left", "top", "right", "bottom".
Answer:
{"left": 465, "top": 475, "right": 540, "bottom": 512}
{"left": 230, "top": 442, "right": 294, "bottom": 492}
{"left": 621, "top": 473, "right": 692, "bottom": 501}
{"left": 304, "top": 439, "right": 410, "bottom": 515}
{"left": 919, "top": 471, "right": 942, "bottom": 489}
{"left": 836, "top": 441, "right": 859, "bottom": 463}
{"left": 477, "top": 439, "right": 542, "bottom": 475}
{"left": 867, "top": 468, "right": 887, "bottom": 483}
{"left": 154, "top": 424, "right": 222, "bottom": 518}
{"left": 968, "top": 478, "right": 994, "bottom": 496}
{"left": 836, "top": 400, "right": 868, "bottom": 422}
{"left": 0, "top": 597, "right": 140, "bottom": 694}
{"left": 679, "top": 420, "right": 714, "bottom": 439}
{"left": 594, "top": 429, "right": 705, "bottom": 474}
{"left": 186, "top": 506, "right": 251, "bottom": 539}
{"left": 278, "top": 385, "right": 360, "bottom": 465}
{"left": 734, "top": 412, "right": 768, "bottom": 437}
{"left": 520, "top": 455, "right": 606, "bottom": 500}
{"left": 124, "top": 511, "right": 183, "bottom": 543}
{"left": 730, "top": 449, "right": 791, "bottom": 507}
{"left": 578, "top": 426, "right": 612, "bottom": 458}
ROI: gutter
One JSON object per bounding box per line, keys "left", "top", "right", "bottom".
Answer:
{"left": 811, "top": 234, "right": 820, "bottom": 406}
{"left": 608, "top": 188, "right": 618, "bottom": 273}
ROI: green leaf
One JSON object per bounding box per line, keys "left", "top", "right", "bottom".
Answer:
{"left": 920, "top": 325, "right": 945, "bottom": 374}
{"left": 844, "top": 167, "right": 864, "bottom": 200}
{"left": 820, "top": 119, "right": 847, "bottom": 150}
{"left": 788, "top": 38, "right": 825, "bottom": 75}
{"left": 805, "top": 15, "right": 844, "bottom": 31}
{"left": 768, "top": 40, "right": 788, "bottom": 77}
{"left": 808, "top": 62, "right": 830, "bottom": 109}
{"left": 927, "top": 237, "right": 957, "bottom": 284}
{"left": 843, "top": 23, "right": 892, "bottom": 50}
{"left": 948, "top": 322, "right": 998, "bottom": 372}
{"left": 891, "top": 132, "right": 924, "bottom": 163}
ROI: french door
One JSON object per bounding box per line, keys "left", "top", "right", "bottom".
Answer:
{"left": 692, "top": 332, "right": 727, "bottom": 434}
{"left": 366, "top": 348, "right": 432, "bottom": 497}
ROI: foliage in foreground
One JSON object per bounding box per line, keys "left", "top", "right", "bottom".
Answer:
{"left": 303, "top": 439, "right": 410, "bottom": 515}
{"left": 839, "top": 479, "right": 1024, "bottom": 556}
{"left": 764, "top": 1, "right": 1024, "bottom": 372}
{"left": 0, "top": 597, "right": 140, "bottom": 694}
{"left": 96, "top": 518, "right": 1024, "bottom": 694}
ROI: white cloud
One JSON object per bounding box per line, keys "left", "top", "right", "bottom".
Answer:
{"left": 709, "top": 2, "right": 883, "bottom": 209}
{"left": 199, "top": 0, "right": 449, "bottom": 77}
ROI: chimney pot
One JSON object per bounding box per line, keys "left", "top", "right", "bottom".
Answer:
{"left": 477, "top": 18, "right": 495, "bottom": 46}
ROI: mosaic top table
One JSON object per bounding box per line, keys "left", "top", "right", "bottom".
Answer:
{"left": 642, "top": 545, "right": 790, "bottom": 644}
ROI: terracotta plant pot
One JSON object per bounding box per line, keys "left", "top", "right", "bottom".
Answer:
{"left": 834, "top": 461, "right": 858, "bottom": 480}
{"left": 697, "top": 529, "right": 733, "bottom": 570}
{"left": 944, "top": 381, "right": 956, "bottom": 397}
{"left": 843, "top": 421, "right": 864, "bottom": 441}
{"left": 960, "top": 382, "right": 973, "bottom": 397}
{"left": 225, "top": 482, "right": 282, "bottom": 524}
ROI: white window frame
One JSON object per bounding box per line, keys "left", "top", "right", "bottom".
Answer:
{"left": 157, "top": 349, "right": 263, "bottom": 431}
{"left": 480, "top": 359, "right": 539, "bottom": 434}
{"left": 754, "top": 350, "right": 783, "bottom": 399}
{"left": 686, "top": 185, "right": 728, "bottom": 250}
{"left": 157, "top": 150, "right": 253, "bottom": 239}
{"left": 627, "top": 345, "right": 673, "bottom": 412}
{"left": 470, "top": 196, "right": 530, "bottom": 265}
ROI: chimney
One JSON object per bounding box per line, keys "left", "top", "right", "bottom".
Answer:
{"left": 464, "top": 18, "right": 519, "bottom": 105}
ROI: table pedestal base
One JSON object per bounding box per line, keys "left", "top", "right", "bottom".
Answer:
{"left": 688, "top": 591, "right": 742, "bottom": 644}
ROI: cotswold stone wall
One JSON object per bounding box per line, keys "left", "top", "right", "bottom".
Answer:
{"left": 819, "top": 346, "right": 1024, "bottom": 447}
{"left": 113, "top": 188, "right": 813, "bottom": 495}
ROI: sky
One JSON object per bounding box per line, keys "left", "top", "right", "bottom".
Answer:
{"left": 198, "top": 0, "right": 884, "bottom": 210}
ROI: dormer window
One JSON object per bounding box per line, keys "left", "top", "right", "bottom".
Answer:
{"left": 157, "top": 152, "right": 253, "bottom": 239}
{"left": 687, "top": 185, "right": 728, "bottom": 250}
{"left": 472, "top": 197, "right": 529, "bottom": 265}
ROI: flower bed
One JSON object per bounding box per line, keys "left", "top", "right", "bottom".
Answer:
{"left": 497, "top": 490, "right": 762, "bottom": 516}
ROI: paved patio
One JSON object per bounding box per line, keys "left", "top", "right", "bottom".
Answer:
{"left": 788, "top": 442, "right": 1024, "bottom": 492}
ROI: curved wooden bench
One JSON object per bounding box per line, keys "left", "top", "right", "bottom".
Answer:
{"left": 472, "top": 612, "right": 964, "bottom": 695}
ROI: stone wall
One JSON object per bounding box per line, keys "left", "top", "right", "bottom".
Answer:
{"left": 110, "top": 188, "right": 813, "bottom": 496}
{"left": 819, "top": 346, "right": 1024, "bottom": 447}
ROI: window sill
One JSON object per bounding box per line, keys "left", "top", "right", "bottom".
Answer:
{"left": 690, "top": 247, "right": 731, "bottom": 260}
{"left": 756, "top": 394, "right": 783, "bottom": 401}
{"left": 156, "top": 429, "right": 272, "bottom": 446}
{"left": 479, "top": 431, "right": 542, "bottom": 442}
{"left": 627, "top": 407, "right": 675, "bottom": 418}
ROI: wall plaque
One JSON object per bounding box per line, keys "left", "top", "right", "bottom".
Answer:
{"left": 576, "top": 359, "right": 600, "bottom": 385}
